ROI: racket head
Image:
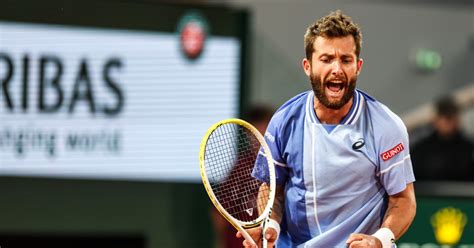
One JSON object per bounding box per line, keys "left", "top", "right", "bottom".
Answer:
{"left": 199, "top": 118, "right": 276, "bottom": 228}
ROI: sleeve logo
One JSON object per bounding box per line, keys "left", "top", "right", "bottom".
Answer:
{"left": 381, "top": 143, "right": 404, "bottom": 161}
{"left": 265, "top": 131, "right": 275, "bottom": 143}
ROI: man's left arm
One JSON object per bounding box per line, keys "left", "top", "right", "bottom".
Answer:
{"left": 346, "top": 183, "right": 416, "bottom": 248}
{"left": 380, "top": 183, "right": 416, "bottom": 239}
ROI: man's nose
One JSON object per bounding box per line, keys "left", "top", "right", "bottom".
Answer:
{"left": 331, "top": 61, "right": 343, "bottom": 76}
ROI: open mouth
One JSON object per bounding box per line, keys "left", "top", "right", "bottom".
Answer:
{"left": 326, "top": 82, "right": 345, "bottom": 93}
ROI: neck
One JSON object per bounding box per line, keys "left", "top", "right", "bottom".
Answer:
{"left": 314, "top": 97, "right": 354, "bottom": 124}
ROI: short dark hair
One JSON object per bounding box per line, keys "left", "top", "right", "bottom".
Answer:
{"left": 435, "top": 96, "right": 459, "bottom": 118}
{"left": 304, "top": 10, "right": 362, "bottom": 60}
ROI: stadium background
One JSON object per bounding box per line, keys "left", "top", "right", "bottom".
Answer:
{"left": 0, "top": 0, "right": 473, "bottom": 247}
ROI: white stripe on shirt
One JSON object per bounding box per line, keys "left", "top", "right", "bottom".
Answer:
{"left": 377, "top": 155, "right": 411, "bottom": 176}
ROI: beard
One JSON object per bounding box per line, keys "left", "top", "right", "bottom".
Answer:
{"left": 310, "top": 72, "right": 357, "bottom": 110}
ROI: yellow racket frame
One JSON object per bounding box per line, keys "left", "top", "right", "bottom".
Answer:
{"left": 199, "top": 118, "right": 276, "bottom": 245}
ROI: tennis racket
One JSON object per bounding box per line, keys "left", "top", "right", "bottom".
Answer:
{"left": 199, "top": 118, "right": 276, "bottom": 247}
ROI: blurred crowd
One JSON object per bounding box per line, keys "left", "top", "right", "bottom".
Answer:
{"left": 410, "top": 96, "right": 474, "bottom": 182}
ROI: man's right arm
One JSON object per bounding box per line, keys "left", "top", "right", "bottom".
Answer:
{"left": 270, "top": 185, "right": 285, "bottom": 223}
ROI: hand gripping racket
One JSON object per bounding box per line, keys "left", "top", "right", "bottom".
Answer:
{"left": 199, "top": 118, "right": 276, "bottom": 247}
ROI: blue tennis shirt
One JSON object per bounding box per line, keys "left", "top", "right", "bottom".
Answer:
{"left": 254, "top": 89, "right": 415, "bottom": 247}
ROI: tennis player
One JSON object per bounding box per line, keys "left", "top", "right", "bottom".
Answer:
{"left": 239, "top": 10, "right": 416, "bottom": 248}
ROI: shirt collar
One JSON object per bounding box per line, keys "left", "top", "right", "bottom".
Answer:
{"left": 306, "top": 89, "right": 365, "bottom": 125}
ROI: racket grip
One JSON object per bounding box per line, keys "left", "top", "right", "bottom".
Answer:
{"left": 262, "top": 220, "right": 268, "bottom": 248}
{"left": 236, "top": 225, "right": 257, "bottom": 247}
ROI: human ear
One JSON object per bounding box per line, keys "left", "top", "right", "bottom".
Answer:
{"left": 356, "top": 58, "right": 364, "bottom": 75}
{"left": 302, "top": 58, "right": 311, "bottom": 77}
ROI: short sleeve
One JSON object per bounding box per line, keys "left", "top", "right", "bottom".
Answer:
{"left": 377, "top": 121, "right": 416, "bottom": 195}
{"left": 252, "top": 117, "right": 289, "bottom": 185}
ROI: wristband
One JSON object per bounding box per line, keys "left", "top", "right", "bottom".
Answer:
{"left": 371, "top": 228, "right": 395, "bottom": 248}
{"left": 265, "top": 218, "right": 281, "bottom": 240}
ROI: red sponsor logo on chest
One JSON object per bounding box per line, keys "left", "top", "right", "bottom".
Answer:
{"left": 381, "top": 143, "right": 404, "bottom": 161}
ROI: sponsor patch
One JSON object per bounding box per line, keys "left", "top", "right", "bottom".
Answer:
{"left": 381, "top": 143, "right": 404, "bottom": 161}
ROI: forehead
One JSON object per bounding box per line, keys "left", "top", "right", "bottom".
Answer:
{"left": 313, "top": 35, "right": 357, "bottom": 56}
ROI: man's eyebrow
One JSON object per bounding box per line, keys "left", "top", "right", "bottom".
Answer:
{"left": 318, "top": 53, "right": 334, "bottom": 58}
{"left": 341, "top": 54, "right": 355, "bottom": 58}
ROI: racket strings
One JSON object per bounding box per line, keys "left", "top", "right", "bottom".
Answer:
{"left": 205, "top": 123, "right": 270, "bottom": 222}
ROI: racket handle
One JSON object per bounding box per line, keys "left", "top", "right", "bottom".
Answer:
{"left": 235, "top": 224, "right": 257, "bottom": 247}
{"left": 262, "top": 220, "right": 268, "bottom": 248}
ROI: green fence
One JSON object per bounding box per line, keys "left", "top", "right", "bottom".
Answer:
{"left": 0, "top": 177, "right": 215, "bottom": 248}
{"left": 398, "top": 182, "right": 474, "bottom": 248}
{"left": 1, "top": 178, "right": 473, "bottom": 248}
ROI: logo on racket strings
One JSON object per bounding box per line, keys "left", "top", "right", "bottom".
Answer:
{"left": 245, "top": 208, "right": 254, "bottom": 216}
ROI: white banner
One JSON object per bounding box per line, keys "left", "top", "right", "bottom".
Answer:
{"left": 0, "top": 21, "right": 240, "bottom": 181}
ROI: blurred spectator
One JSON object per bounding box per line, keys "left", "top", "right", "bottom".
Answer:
{"left": 210, "top": 105, "right": 274, "bottom": 248}
{"left": 411, "top": 96, "right": 474, "bottom": 181}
